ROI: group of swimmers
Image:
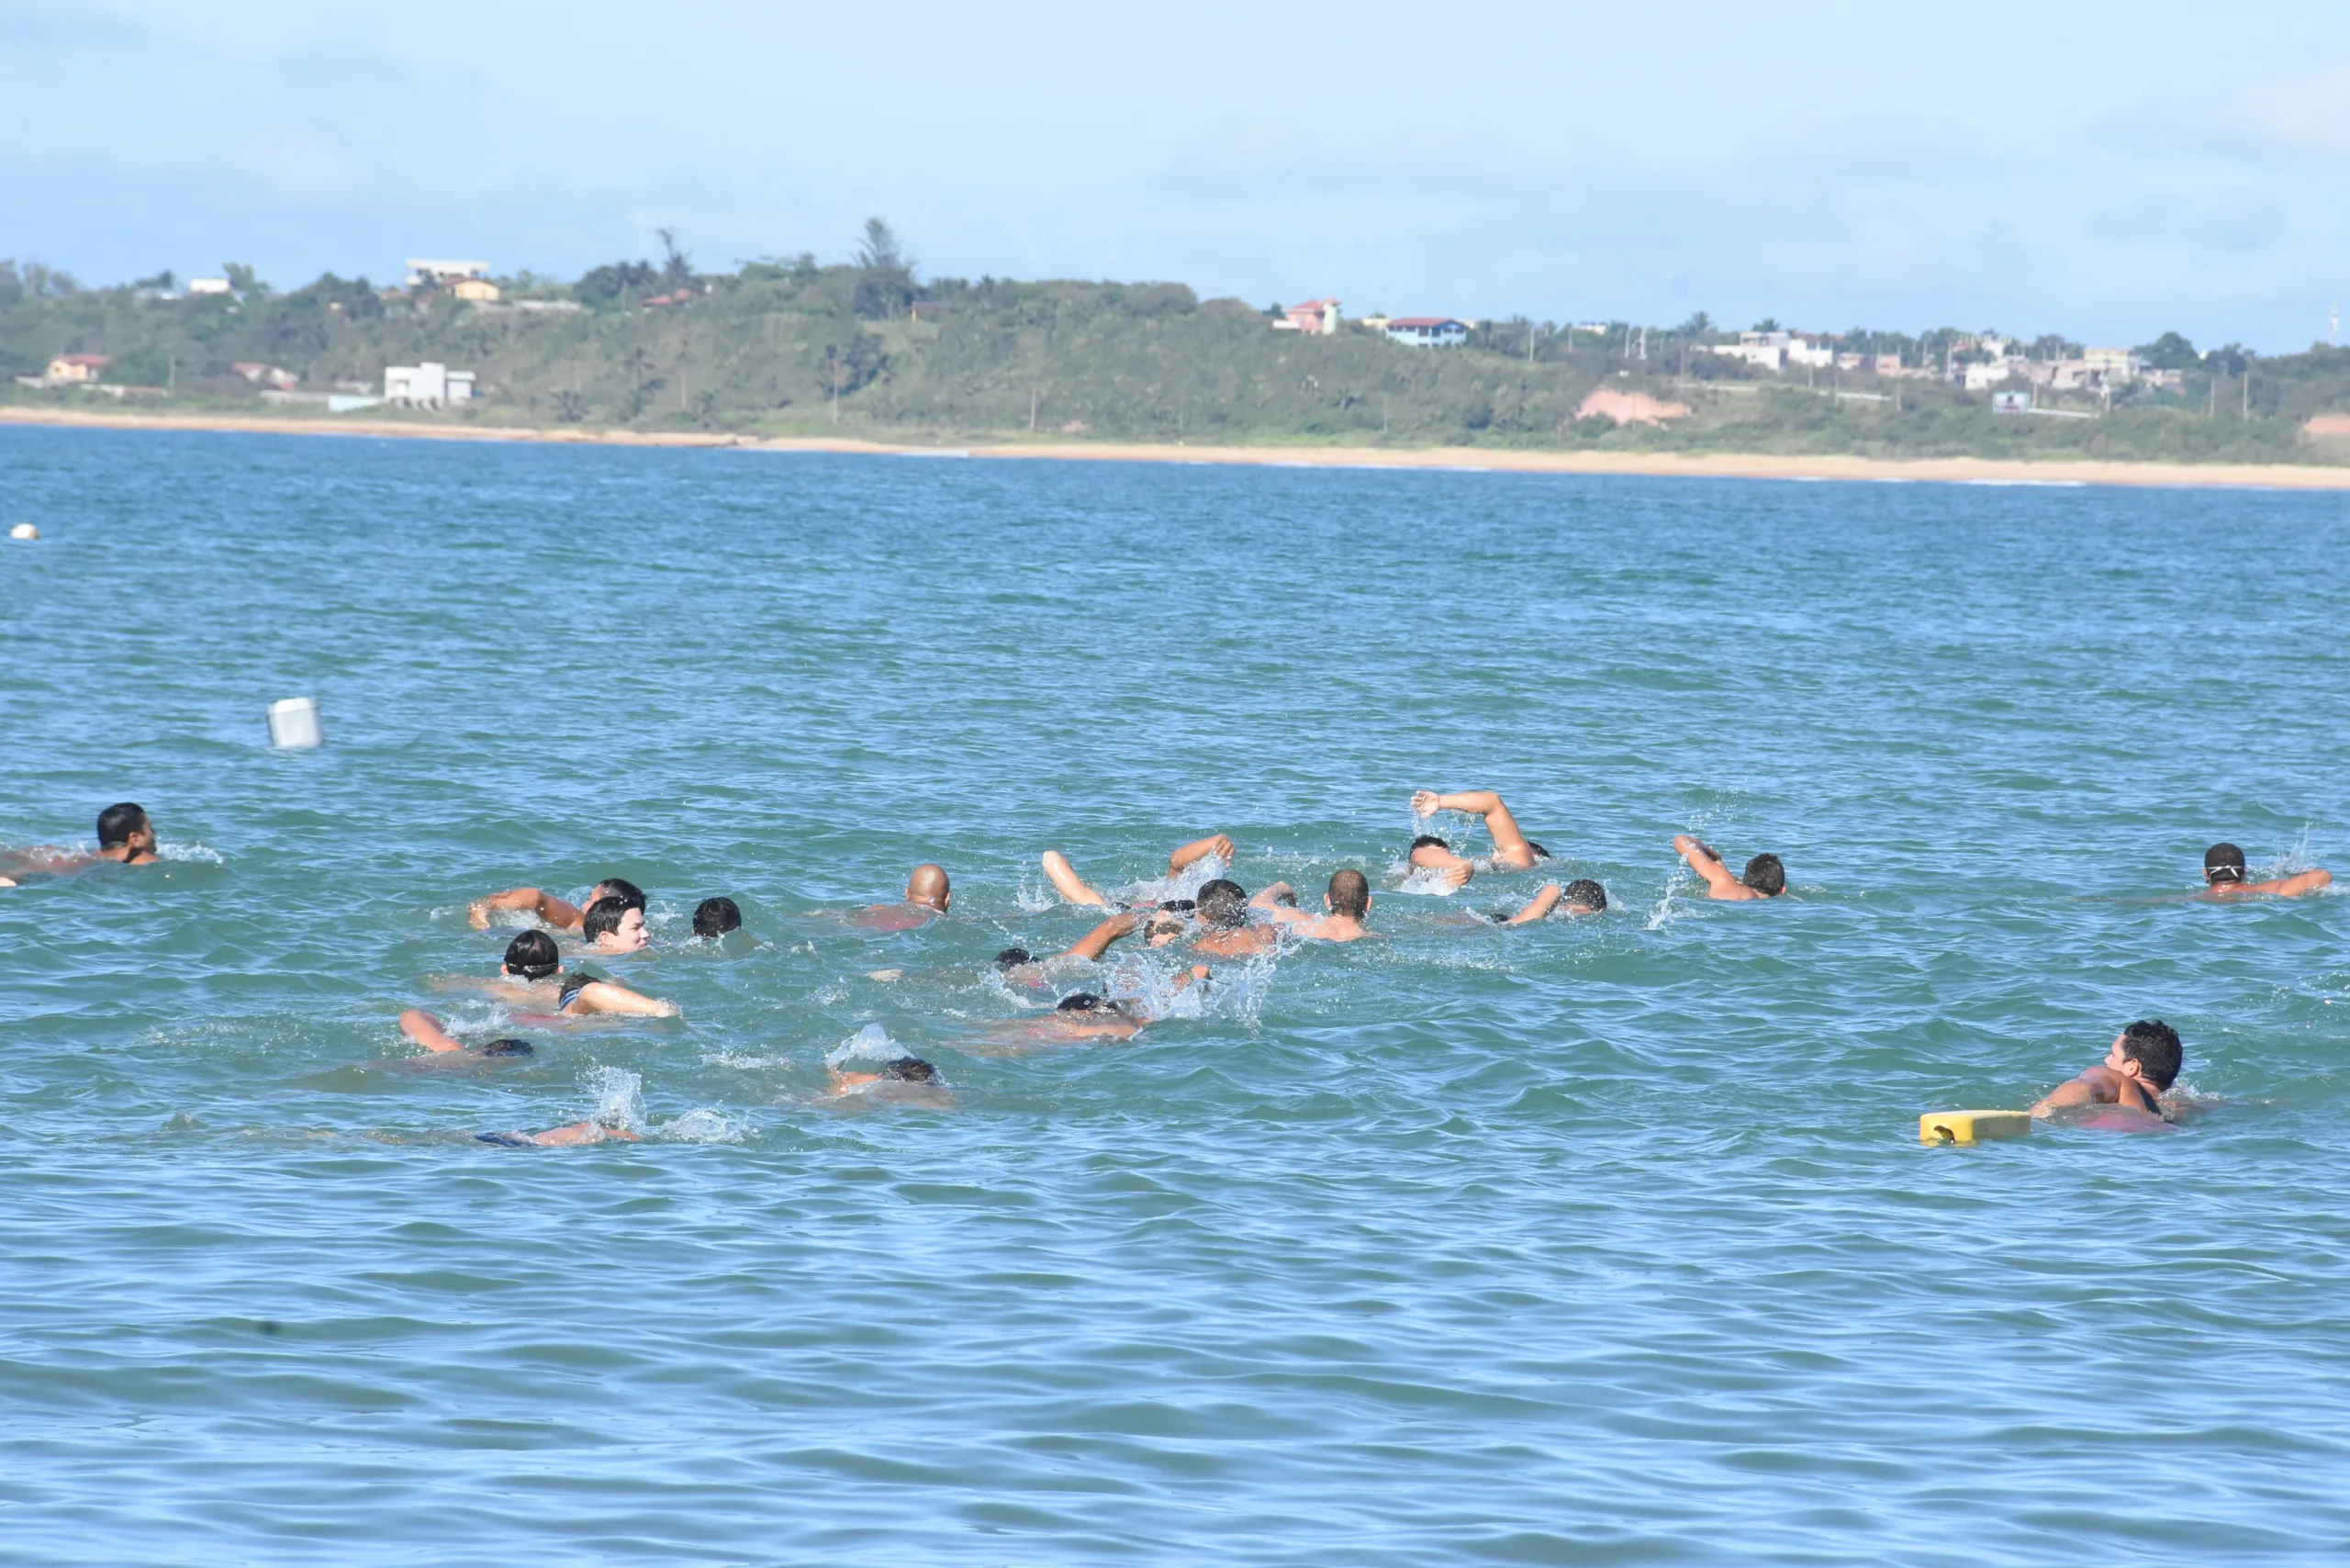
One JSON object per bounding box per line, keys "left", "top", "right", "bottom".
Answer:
{"left": 8, "top": 796, "right": 2335, "bottom": 1139}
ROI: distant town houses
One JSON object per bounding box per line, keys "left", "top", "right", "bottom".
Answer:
{"left": 383, "top": 362, "right": 476, "bottom": 409}
{"left": 232, "top": 362, "right": 299, "bottom": 389}
{"left": 1274, "top": 298, "right": 1341, "bottom": 335}
{"left": 1385, "top": 317, "right": 1470, "bottom": 348}
{"left": 45, "top": 353, "right": 108, "bottom": 384}
{"left": 406, "top": 259, "right": 491, "bottom": 289}
{"left": 185, "top": 276, "right": 234, "bottom": 297}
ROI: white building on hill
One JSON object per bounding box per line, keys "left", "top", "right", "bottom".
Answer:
{"left": 384, "top": 363, "right": 476, "bottom": 409}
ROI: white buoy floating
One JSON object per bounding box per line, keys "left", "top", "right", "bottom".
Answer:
{"left": 8, "top": 523, "right": 38, "bottom": 541}
{"left": 268, "top": 696, "right": 323, "bottom": 749}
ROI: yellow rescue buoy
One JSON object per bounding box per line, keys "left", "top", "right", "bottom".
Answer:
{"left": 1919, "top": 1109, "right": 2031, "bottom": 1146}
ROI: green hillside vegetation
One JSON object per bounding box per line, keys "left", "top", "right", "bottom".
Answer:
{"left": 6, "top": 241, "right": 2349, "bottom": 465}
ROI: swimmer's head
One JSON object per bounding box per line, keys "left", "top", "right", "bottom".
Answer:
{"left": 907, "top": 863, "right": 950, "bottom": 911}
{"left": 883, "top": 1056, "right": 936, "bottom": 1082}
{"left": 1196, "top": 879, "right": 1249, "bottom": 929}
{"left": 1409, "top": 834, "right": 1450, "bottom": 854}
{"left": 590, "top": 877, "right": 648, "bottom": 912}
{"left": 502, "top": 930, "right": 562, "bottom": 980}
{"left": 583, "top": 896, "right": 648, "bottom": 952}
{"left": 1144, "top": 913, "right": 1188, "bottom": 946}
{"left": 1056, "top": 991, "right": 1104, "bottom": 1012}
{"left": 2203, "top": 843, "right": 2247, "bottom": 885}
{"left": 1562, "top": 879, "right": 1608, "bottom": 913}
{"left": 2115, "top": 1019, "right": 2183, "bottom": 1091}
{"left": 1526, "top": 841, "right": 1551, "bottom": 862}
{"left": 97, "top": 801, "right": 152, "bottom": 853}
{"left": 1741, "top": 854, "right": 1786, "bottom": 897}
{"left": 1326, "top": 868, "right": 1371, "bottom": 920}
{"left": 477, "top": 1038, "right": 534, "bottom": 1057}
{"left": 691, "top": 896, "right": 742, "bottom": 938}
{"left": 993, "top": 946, "right": 1035, "bottom": 969}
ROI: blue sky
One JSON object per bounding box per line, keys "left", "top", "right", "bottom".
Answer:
{"left": 3, "top": 1, "right": 2344, "bottom": 351}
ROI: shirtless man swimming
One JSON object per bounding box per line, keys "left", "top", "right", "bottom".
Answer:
{"left": 1673, "top": 835, "right": 1785, "bottom": 902}
{"left": 0, "top": 802, "right": 161, "bottom": 885}
{"left": 1254, "top": 869, "right": 1373, "bottom": 942}
{"left": 993, "top": 908, "right": 1193, "bottom": 988}
{"left": 2199, "top": 842, "right": 2333, "bottom": 900}
{"left": 1193, "top": 878, "right": 1281, "bottom": 958}
{"left": 468, "top": 877, "right": 645, "bottom": 933}
{"left": 1407, "top": 790, "right": 1549, "bottom": 888}
{"left": 856, "top": 864, "right": 951, "bottom": 931}
{"left": 1041, "top": 834, "right": 1235, "bottom": 908}
{"left": 2031, "top": 1020, "right": 2183, "bottom": 1122}
{"left": 1483, "top": 879, "right": 1608, "bottom": 924}
{"left": 396, "top": 1010, "right": 538, "bottom": 1058}
{"left": 443, "top": 929, "right": 677, "bottom": 1018}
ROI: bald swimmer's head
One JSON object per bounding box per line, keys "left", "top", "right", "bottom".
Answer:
{"left": 906, "top": 863, "right": 951, "bottom": 911}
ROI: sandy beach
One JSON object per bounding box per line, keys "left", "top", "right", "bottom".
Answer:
{"left": 6, "top": 403, "right": 2348, "bottom": 489}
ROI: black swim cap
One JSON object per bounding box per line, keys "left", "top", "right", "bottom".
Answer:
{"left": 1563, "top": 878, "right": 1607, "bottom": 912}
{"left": 1409, "top": 834, "right": 1450, "bottom": 853}
{"left": 692, "top": 896, "right": 742, "bottom": 938}
{"left": 2204, "top": 843, "right": 2247, "bottom": 882}
{"left": 478, "top": 1038, "right": 534, "bottom": 1057}
{"left": 1057, "top": 992, "right": 1105, "bottom": 1013}
{"left": 994, "top": 947, "right": 1035, "bottom": 969}
{"left": 885, "top": 1057, "right": 937, "bottom": 1082}
{"left": 504, "top": 930, "right": 561, "bottom": 980}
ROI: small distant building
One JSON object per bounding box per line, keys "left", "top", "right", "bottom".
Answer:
{"left": 1704, "top": 330, "right": 1790, "bottom": 371}
{"left": 232, "top": 362, "right": 300, "bottom": 389}
{"left": 1274, "top": 297, "right": 1341, "bottom": 335}
{"left": 1963, "top": 360, "right": 2022, "bottom": 391}
{"left": 1358, "top": 314, "right": 1392, "bottom": 332}
{"left": 186, "top": 277, "right": 234, "bottom": 296}
{"left": 1991, "top": 390, "right": 2031, "bottom": 415}
{"left": 2081, "top": 347, "right": 2143, "bottom": 384}
{"left": 451, "top": 277, "right": 501, "bottom": 303}
{"left": 1385, "top": 317, "right": 1470, "bottom": 348}
{"left": 383, "top": 363, "right": 476, "bottom": 409}
{"left": 406, "top": 259, "right": 492, "bottom": 289}
{"left": 46, "top": 353, "right": 109, "bottom": 384}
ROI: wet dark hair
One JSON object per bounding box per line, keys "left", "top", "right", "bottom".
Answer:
{"left": 1196, "top": 879, "right": 1249, "bottom": 929}
{"left": 1158, "top": 899, "right": 1196, "bottom": 913}
{"left": 2120, "top": 1019, "right": 2184, "bottom": 1091}
{"left": 1409, "top": 834, "right": 1450, "bottom": 854}
{"left": 559, "top": 970, "right": 598, "bottom": 1007}
{"left": 478, "top": 1038, "right": 534, "bottom": 1057}
{"left": 1563, "top": 878, "right": 1607, "bottom": 912}
{"left": 691, "top": 897, "right": 742, "bottom": 938}
{"left": 1526, "top": 841, "right": 1551, "bottom": 861}
{"left": 884, "top": 1057, "right": 936, "bottom": 1082}
{"left": 1057, "top": 991, "right": 1107, "bottom": 1012}
{"left": 96, "top": 801, "right": 148, "bottom": 849}
{"left": 581, "top": 897, "right": 633, "bottom": 941}
{"left": 504, "top": 930, "right": 562, "bottom": 980}
{"left": 1742, "top": 854, "right": 1786, "bottom": 896}
{"left": 591, "top": 877, "right": 647, "bottom": 910}
{"left": 1327, "top": 868, "right": 1371, "bottom": 919}
{"left": 2203, "top": 843, "right": 2247, "bottom": 884}
{"left": 993, "top": 947, "right": 1035, "bottom": 969}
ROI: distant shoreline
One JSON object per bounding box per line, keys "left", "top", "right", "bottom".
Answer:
{"left": 6, "top": 404, "right": 2349, "bottom": 490}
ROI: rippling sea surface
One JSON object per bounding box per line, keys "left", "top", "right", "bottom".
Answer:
{"left": 5, "top": 427, "right": 2350, "bottom": 1564}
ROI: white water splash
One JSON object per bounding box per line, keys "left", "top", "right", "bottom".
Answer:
{"left": 658, "top": 1107, "right": 747, "bottom": 1143}
{"left": 584, "top": 1065, "right": 643, "bottom": 1130}
{"left": 825, "top": 1022, "right": 900, "bottom": 1070}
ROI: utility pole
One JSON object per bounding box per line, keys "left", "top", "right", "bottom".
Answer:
{"left": 2243, "top": 368, "right": 2251, "bottom": 420}
{"left": 1029, "top": 386, "right": 1038, "bottom": 431}
{"left": 1382, "top": 392, "right": 1390, "bottom": 438}
{"left": 830, "top": 348, "right": 841, "bottom": 424}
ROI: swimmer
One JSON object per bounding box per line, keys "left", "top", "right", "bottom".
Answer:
{"left": 444, "top": 929, "right": 678, "bottom": 1017}
{"left": 1041, "top": 834, "right": 1236, "bottom": 908}
{"left": 691, "top": 896, "right": 743, "bottom": 938}
{"left": 828, "top": 1055, "right": 942, "bottom": 1092}
{"left": 1405, "top": 834, "right": 1477, "bottom": 890}
{"left": 1034, "top": 970, "right": 1213, "bottom": 1041}
{"left": 992, "top": 909, "right": 1191, "bottom": 986}
{"left": 1255, "top": 869, "right": 1374, "bottom": 942}
{"left": 468, "top": 876, "right": 645, "bottom": 933}
{"left": 2031, "top": 1020, "right": 2183, "bottom": 1122}
{"left": 2199, "top": 842, "right": 2333, "bottom": 900}
{"left": 0, "top": 802, "right": 162, "bottom": 882}
{"left": 476, "top": 1121, "right": 642, "bottom": 1148}
{"left": 582, "top": 896, "right": 651, "bottom": 955}
{"left": 396, "top": 1009, "right": 537, "bottom": 1058}
{"left": 1483, "top": 879, "right": 1608, "bottom": 924}
{"left": 856, "top": 863, "right": 951, "bottom": 930}
{"left": 94, "top": 802, "right": 161, "bottom": 866}
{"left": 1410, "top": 790, "right": 1550, "bottom": 877}
{"left": 1673, "top": 835, "right": 1785, "bottom": 901}
{"left": 1192, "top": 878, "right": 1281, "bottom": 958}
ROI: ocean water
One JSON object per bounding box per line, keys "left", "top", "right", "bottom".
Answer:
{"left": 5, "top": 427, "right": 2350, "bottom": 1564}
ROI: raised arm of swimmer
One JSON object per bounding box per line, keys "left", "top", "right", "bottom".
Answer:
{"left": 1040, "top": 850, "right": 1110, "bottom": 908}
{"left": 1673, "top": 835, "right": 1745, "bottom": 898}
{"left": 1167, "top": 834, "right": 1236, "bottom": 874}
{"left": 1413, "top": 790, "right": 1541, "bottom": 869}
{"left": 469, "top": 887, "right": 586, "bottom": 931}
{"left": 1502, "top": 884, "right": 1565, "bottom": 924}
{"left": 1063, "top": 912, "right": 1142, "bottom": 962}
{"left": 397, "top": 1009, "right": 468, "bottom": 1053}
